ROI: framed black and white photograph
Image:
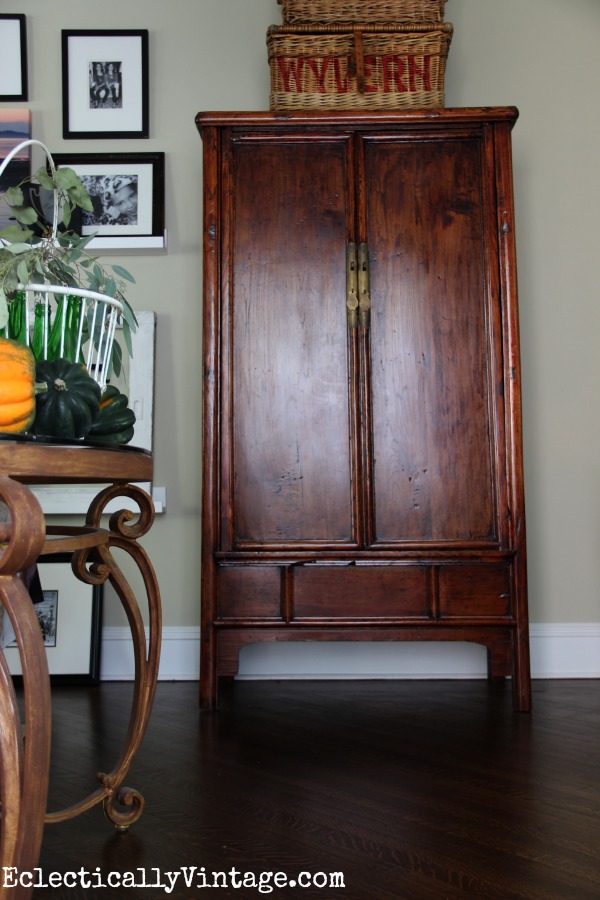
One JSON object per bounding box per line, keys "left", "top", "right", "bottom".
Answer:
{"left": 0, "top": 15, "right": 28, "bottom": 101}
{"left": 3, "top": 554, "right": 103, "bottom": 685}
{"left": 62, "top": 29, "right": 149, "bottom": 139}
{"left": 52, "top": 151, "right": 165, "bottom": 248}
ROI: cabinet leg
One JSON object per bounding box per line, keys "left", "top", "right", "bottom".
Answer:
{"left": 486, "top": 640, "right": 512, "bottom": 681}
{"left": 200, "top": 626, "right": 218, "bottom": 711}
{"left": 512, "top": 627, "right": 532, "bottom": 713}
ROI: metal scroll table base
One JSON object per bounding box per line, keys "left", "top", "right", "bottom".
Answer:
{"left": 0, "top": 451, "right": 162, "bottom": 900}
{"left": 44, "top": 482, "right": 162, "bottom": 829}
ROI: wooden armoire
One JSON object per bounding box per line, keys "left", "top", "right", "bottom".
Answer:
{"left": 196, "top": 108, "right": 531, "bottom": 712}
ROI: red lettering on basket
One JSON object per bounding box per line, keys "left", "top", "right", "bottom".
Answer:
{"left": 363, "top": 56, "right": 378, "bottom": 93}
{"left": 382, "top": 56, "right": 407, "bottom": 92}
{"left": 306, "top": 57, "right": 331, "bottom": 92}
{"left": 277, "top": 56, "right": 305, "bottom": 91}
{"left": 409, "top": 55, "right": 432, "bottom": 92}
{"left": 276, "top": 54, "right": 434, "bottom": 95}
{"left": 333, "top": 57, "right": 349, "bottom": 93}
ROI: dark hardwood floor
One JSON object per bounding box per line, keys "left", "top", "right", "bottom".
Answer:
{"left": 25, "top": 679, "right": 600, "bottom": 899}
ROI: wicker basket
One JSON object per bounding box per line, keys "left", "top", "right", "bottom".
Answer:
{"left": 267, "top": 23, "right": 453, "bottom": 111}
{"left": 277, "top": 0, "right": 446, "bottom": 25}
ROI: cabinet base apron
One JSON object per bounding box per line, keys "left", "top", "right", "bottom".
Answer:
{"left": 201, "top": 555, "right": 531, "bottom": 713}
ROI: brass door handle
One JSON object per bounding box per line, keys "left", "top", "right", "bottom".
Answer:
{"left": 358, "top": 242, "right": 371, "bottom": 328}
{"left": 346, "top": 242, "right": 358, "bottom": 327}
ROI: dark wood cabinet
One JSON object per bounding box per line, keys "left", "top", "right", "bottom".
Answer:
{"left": 196, "top": 108, "right": 531, "bottom": 711}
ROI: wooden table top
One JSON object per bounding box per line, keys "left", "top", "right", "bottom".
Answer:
{"left": 0, "top": 434, "right": 153, "bottom": 485}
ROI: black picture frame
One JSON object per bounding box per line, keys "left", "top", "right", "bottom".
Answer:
{"left": 4, "top": 553, "right": 103, "bottom": 685}
{"left": 62, "top": 29, "right": 149, "bottom": 139}
{"left": 51, "top": 151, "right": 165, "bottom": 246}
{"left": 0, "top": 14, "right": 28, "bottom": 101}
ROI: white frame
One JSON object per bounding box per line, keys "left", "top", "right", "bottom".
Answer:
{"left": 62, "top": 30, "right": 149, "bottom": 139}
{"left": 3, "top": 559, "right": 100, "bottom": 680}
{"left": 0, "top": 15, "right": 28, "bottom": 101}
{"left": 51, "top": 151, "right": 165, "bottom": 249}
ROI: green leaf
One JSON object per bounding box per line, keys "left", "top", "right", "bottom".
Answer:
{"left": 74, "top": 233, "right": 96, "bottom": 250}
{"left": 3, "top": 242, "right": 35, "bottom": 254}
{"left": 87, "top": 271, "right": 101, "bottom": 292}
{"left": 104, "top": 277, "right": 117, "bottom": 298}
{"left": 67, "top": 184, "right": 94, "bottom": 212}
{"left": 34, "top": 167, "right": 56, "bottom": 191}
{"left": 62, "top": 200, "right": 72, "bottom": 229}
{"left": 11, "top": 205, "right": 39, "bottom": 226}
{"left": 111, "top": 264, "right": 136, "bottom": 284}
{"left": 54, "top": 167, "right": 82, "bottom": 190}
{"left": 33, "top": 257, "right": 46, "bottom": 278}
{"left": 120, "top": 299, "right": 138, "bottom": 332}
{"left": 0, "top": 224, "right": 34, "bottom": 243}
{"left": 110, "top": 338, "right": 123, "bottom": 377}
{"left": 16, "top": 258, "right": 30, "bottom": 284}
{"left": 5, "top": 185, "right": 24, "bottom": 206}
{"left": 121, "top": 321, "right": 134, "bottom": 358}
{"left": 2, "top": 270, "right": 19, "bottom": 294}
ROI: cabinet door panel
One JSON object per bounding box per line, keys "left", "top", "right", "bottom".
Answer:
{"left": 229, "top": 138, "right": 356, "bottom": 545}
{"left": 365, "top": 136, "right": 497, "bottom": 543}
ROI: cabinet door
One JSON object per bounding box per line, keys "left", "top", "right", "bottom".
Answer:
{"left": 362, "top": 133, "right": 502, "bottom": 545}
{"left": 223, "top": 133, "right": 360, "bottom": 549}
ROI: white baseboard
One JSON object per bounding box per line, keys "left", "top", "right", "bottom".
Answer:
{"left": 100, "top": 623, "right": 600, "bottom": 681}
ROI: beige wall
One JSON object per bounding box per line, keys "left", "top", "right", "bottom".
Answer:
{"left": 4, "top": 0, "right": 599, "bottom": 629}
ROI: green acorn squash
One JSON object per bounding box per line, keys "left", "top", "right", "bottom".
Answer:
{"left": 88, "top": 386, "right": 136, "bottom": 444}
{"left": 32, "top": 358, "right": 101, "bottom": 439}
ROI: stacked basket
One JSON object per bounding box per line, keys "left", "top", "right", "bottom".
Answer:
{"left": 268, "top": 0, "right": 453, "bottom": 111}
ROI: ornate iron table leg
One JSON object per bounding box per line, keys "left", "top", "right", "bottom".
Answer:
{"left": 44, "top": 482, "right": 162, "bottom": 831}
{"left": 0, "top": 475, "right": 50, "bottom": 900}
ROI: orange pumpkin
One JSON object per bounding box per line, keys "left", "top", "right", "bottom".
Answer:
{"left": 0, "top": 337, "right": 39, "bottom": 433}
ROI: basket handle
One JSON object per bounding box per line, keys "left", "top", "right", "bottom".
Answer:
{"left": 354, "top": 30, "right": 366, "bottom": 93}
{"left": 0, "top": 139, "right": 59, "bottom": 242}
{"left": 347, "top": 30, "right": 366, "bottom": 94}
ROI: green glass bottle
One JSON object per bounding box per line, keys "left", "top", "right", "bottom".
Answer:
{"left": 64, "top": 295, "right": 83, "bottom": 362}
{"left": 31, "top": 303, "right": 48, "bottom": 360}
{"left": 7, "top": 290, "right": 27, "bottom": 344}
{"left": 46, "top": 295, "right": 67, "bottom": 360}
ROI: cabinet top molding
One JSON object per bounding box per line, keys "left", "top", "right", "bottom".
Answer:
{"left": 195, "top": 106, "right": 519, "bottom": 131}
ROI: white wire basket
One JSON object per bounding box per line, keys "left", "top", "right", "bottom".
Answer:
{"left": 0, "top": 139, "right": 123, "bottom": 391}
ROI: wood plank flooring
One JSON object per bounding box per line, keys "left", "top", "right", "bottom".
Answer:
{"left": 23, "top": 679, "right": 600, "bottom": 899}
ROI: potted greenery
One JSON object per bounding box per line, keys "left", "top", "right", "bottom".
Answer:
{"left": 0, "top": 140, "right": 138, "bottom": 442}
{"left": 0, "top": 139, "right": 137, "bottom": 377}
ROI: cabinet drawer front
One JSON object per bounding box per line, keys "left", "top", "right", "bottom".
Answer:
{"left": 218, "top": 567, "right": 281, "bottom": 618}
{"left": 438, "top": 565, "right": 511, "bottom": 617}
{"left": 294, "top": 565, "right": 427, "bottom": 618}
